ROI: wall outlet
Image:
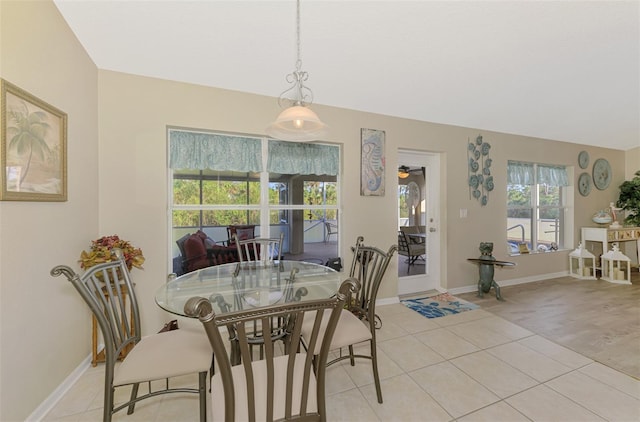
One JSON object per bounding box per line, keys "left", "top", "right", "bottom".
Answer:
{"left": 460, "top": 208, "right": 468, "bottom": 218}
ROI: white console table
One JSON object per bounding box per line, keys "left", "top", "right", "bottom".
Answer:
{"left": 581, "top": 227, "right": 640, "bottom": 278}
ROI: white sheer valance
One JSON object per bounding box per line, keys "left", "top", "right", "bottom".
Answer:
{"left": 267, "top": 141, "right": 339, "bottom": 176}
{"left": 169, "top": 130, "right": 263, "bottom": 172}
{"left": 537, "top": 164, "right": 569, "bottom": 187}
{"left": 507, "top": 161, "right": 535, "bottom": 185}
{"left": 169, "top": 130, "right": 339, "bottom": 175}
{"left": 507, "top": 161, "right": 568, "bottom": 186}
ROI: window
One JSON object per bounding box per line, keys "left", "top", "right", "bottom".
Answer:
{"left": 172, "top": 169, "right": 261, "bottom": 230}
{"left": 507, "top": 161, "right": 569, "bottom": 254}
{"left": 169, "top": 129, "right": 340, "bottom": 272}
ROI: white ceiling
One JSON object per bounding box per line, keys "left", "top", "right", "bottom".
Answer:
{"left": 53, "top": 0, "right": 639, "bottom": 151}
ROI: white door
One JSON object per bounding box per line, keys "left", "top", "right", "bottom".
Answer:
{"left": 397, "top": 150, "right": 441, "bottom": 295}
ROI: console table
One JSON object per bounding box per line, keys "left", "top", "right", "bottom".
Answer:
{"left": 581, "top": 227, "right": 640, "bottom": 278}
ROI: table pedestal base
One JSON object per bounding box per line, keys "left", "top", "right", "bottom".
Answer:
{"left": 467, "top": 258, "right": 516, "bottom": 301}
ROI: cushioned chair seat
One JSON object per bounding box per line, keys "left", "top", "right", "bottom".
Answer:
{"left": 407, "top": 243, "right": 426, "bottom": 255}
{"left": 211, "top": 354, "right": 317, "bottom": 422}
{"left": 114, "top": 329, "right": 212, "bottom": 386}
{"left": 208, "top": 244, "right": 240, "bottom": 265}
{"left": 301, "top": 309, "right": 372, "bottom": 356}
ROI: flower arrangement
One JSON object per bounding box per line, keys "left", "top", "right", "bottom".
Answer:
{"left": 79, "top": 235, "right": 145, "bottom": 271}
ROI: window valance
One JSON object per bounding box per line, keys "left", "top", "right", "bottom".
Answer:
{"left": 507, "top": 161, "right": 535, "bottom": 185}
{"left": 537, "top": 164, "right": 569, "bottom": 187}
{"left": 169, "top": 130, "right": 263, "bottom": 172}
{"left": 507, "top": 161, "right": 568, "bottom": 186}
{"left": 267, "top": 141, "right": 339, "bottom": 176}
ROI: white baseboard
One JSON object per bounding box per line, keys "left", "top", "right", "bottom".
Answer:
{"left": 377, "top": 296, "right": 400, "bottom": 306}
{"left": 26, "top": 353, "right": 93, "bottom": 422}
{"left": 447, "top": 271, "right": 569, "bottom": 296}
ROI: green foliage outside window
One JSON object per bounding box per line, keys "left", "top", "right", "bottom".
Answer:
{"left": 304, "top": 181, "right": 337, "bottom": 221}
{"left": 507, "top": 184, "right": 560, "bottom": 219}
{"left": 172, "top": 174, "right": 337, "bottom": 228}
{"left": 398, "top": 185, "right": 409, "bottom": 219}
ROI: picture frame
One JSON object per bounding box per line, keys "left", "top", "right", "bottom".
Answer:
{"left": 360, "top": 128, "right": 385, "bottom": 196}
{"left": 518, "top": 242, "right": 530, "bottom": 254}
{"left": 1, "top": 79, "right": 67, "bottom": 201}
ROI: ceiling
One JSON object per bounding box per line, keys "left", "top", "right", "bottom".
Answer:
{"left": 53, "top": 0, "right": 639, "bottom": 151}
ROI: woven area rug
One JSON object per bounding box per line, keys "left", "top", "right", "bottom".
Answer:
{"left": 401, "top": 292, "right": 479, "bottom": 319}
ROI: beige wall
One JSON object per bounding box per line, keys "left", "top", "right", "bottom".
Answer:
{"left": 0, "top": 1, "right": 98, "bottom": 420}
{"left": 0, "top": 0, "right": 636, "bottom": 419}
{"left": 97, "top": 70, "right": 628, "bottom": 334}
{"left": 625, "top": 146, "right": 640, "bottom": 179}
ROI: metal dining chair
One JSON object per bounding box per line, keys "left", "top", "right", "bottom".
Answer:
{"left": 301, "top": 236, "right": 397, "bottom": 404}
{"left": 235, "top": 232, "right": 284, "bottom": 265}
{"left": 50, "top": 252, "right": 211, "bottom": 422}
{"left": 185, "top": 278, "right": 359, "bottom": 422}
{"left": 210, "top": 266, "right": 301, "bottom": 364}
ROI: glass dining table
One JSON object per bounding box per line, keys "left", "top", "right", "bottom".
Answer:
{"left": 155, "top": 260, "right": 342, "bottom": 317}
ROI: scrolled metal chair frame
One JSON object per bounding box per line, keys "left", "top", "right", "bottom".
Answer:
{"left": 51, "top": 256, "right": 208, "bottom": 422}
{"left": 186, "top": 278, "right": 359, "bottom": 422}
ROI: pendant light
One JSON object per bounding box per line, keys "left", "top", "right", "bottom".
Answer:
{"left": 266, "top": 0, "right": 328, "bottom": 141}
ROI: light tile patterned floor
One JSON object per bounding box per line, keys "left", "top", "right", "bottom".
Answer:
{"left": 44, "top": 304, "right": 640, "bottom": 421}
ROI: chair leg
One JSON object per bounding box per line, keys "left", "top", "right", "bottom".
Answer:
{"left": 127, "top": 383, "right": 140, "bottom": 415}
{"left": 103, "top": 386, "right": 114, "bottom": 422}
{"left": 198, "top": 371, "right": 207, "bottom": 422}
{"left": 370, "top": 339, "right": 383, "bottom": 403}
{"left": 348, "top": 345, "right": 355, "bottom": 366}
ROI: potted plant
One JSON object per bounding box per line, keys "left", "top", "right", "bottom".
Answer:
{"left": 616, "top": 170, "right": 640, "bottom": 227}
{"left": 79, "top": 235, "right": 145, "bottom": 271}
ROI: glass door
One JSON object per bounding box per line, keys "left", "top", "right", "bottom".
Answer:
{"left": 397, "top": 150, "right": 441, "bottom": 295}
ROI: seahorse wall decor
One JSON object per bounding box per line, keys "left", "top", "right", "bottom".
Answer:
{"left": 360, "top": 128, "right": 386, "bottom": 196}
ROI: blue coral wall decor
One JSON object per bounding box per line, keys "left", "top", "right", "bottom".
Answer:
{"left": 467, "top": 135, "right": 494, "bottom": 206}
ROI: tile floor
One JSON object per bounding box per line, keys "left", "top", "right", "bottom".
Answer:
{"left": 45, "top": 304, "right": 640, "bottom": 421}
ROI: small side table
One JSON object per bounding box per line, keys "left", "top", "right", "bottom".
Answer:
{"left": 92, "top": 284, "right": 135, "bottom": 366}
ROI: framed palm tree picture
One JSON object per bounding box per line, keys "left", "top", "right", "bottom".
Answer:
{"left": 1, "top": 79, "right": 67, "bottom": 201}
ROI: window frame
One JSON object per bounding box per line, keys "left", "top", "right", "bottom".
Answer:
{"left": 507, "top": 162, "right": 571, "bottom": 255}
{"left": 168, "top": 131, "right": 341, "bottom": 265}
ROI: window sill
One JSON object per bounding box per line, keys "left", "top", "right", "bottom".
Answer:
{"left": 509, "top": 248, "right": 569, "bottom": 257}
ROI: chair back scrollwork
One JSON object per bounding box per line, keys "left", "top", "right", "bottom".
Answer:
{"left": 185, "top": 278, "right": 359, "bottom": 422}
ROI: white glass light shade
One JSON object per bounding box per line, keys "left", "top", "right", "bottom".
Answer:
{"left": 266, "top": 105, "right": 328, "bottom": 141}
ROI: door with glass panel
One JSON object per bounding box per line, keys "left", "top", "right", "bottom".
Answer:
{"left": 397, "top": 150, "right": 441, "bottom": 295}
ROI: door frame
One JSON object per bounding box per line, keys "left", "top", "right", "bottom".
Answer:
{"left": 397, "top": 149, "right": 443, "bottom": 296}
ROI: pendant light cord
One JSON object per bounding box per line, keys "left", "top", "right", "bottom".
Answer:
{"left": 278, "top": 0, "right": 312, "bottom": 107}
{"left": 296, "top": 0, "right": 302, "bottom": 71}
